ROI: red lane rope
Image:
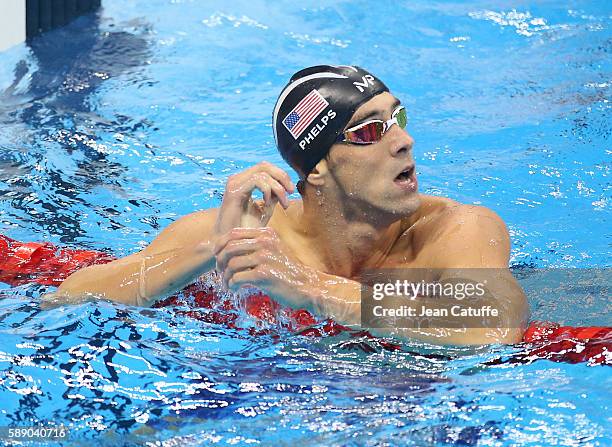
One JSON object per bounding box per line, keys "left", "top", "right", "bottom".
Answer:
{"left": 1, "top": 234, "right": 609, "bottom": 364}
{"left": 0, "top": 234, "right": 114, "bottom": 286}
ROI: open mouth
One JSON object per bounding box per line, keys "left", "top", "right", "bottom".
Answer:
{"left": 393, "top": 165, "right": 418, "bottom": 192}
{"left": 395, "top": 165, "right": 415, "bottom": 182}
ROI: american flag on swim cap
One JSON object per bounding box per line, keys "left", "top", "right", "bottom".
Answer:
{"left": 282, "top": 89, "right": 329, "bottom": 139}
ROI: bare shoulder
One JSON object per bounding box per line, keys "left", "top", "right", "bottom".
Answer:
{"left": 436, "top": 202, "right": 508, "bottom": 237}
{"left": 145, "top": 207, "right": 220, "bottom": 254}
{"left": 437, "top": 200, "right": 503, "bottom": 223}
{"left": 401, "top": 194, "right": 459, "bottom": 232}
{"left": 407, "top": 195, "right": 510, "bottom": 268}
{"left": 163, "top": 207, "right": 219, "bottom": 235}
{"left": 267, "top": 199, "right": 303, "bottom": 229}
{"left": 407, "top": 195, "right": 505, "bottom": 232}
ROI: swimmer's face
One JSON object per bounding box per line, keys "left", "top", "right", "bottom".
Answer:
{"left": 323, "top": 92, "right": 420, "bottom": 216}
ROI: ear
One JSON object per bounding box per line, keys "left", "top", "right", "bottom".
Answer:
{"left": 305, "top": 158, "right": 329, "bottom": 187}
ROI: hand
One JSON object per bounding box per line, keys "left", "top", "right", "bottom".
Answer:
{"left": 213, "top": 162, "right": 295, "bottom": 236}
{"left": 214, "top": 227, "right": 319, "bottom": 310}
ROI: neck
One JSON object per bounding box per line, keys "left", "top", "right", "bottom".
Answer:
{"left": 297, "top": 185, "right": 405, "bottom": 278}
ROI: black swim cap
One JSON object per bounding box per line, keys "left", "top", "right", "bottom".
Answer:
{"left": 273, "top": 65, "right": 389, "bottom": 176}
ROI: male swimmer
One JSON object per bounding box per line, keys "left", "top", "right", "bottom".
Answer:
{"left": 49, "top": 65, "right": 529, "bottom": 345}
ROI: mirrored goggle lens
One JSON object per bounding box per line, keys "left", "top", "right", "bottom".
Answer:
{"left": 395, "top": 107, "right": 407, "bottom": 129}
{"left": 344, "top": 121, "right": 384, "bottom": 144}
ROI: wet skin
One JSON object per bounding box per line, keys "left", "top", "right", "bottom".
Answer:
{"left": 51, "top": 92, "right": 529, "bottom": 345}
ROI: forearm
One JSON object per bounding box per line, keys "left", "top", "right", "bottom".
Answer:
{"left": 306, "top": 271, "right": 363, "bottom": 325}
{"left": 52, "top": 241, "right": 216, "bottom": 306}
{"left": 302, "top": 270, "right": 526, "bottom": 345}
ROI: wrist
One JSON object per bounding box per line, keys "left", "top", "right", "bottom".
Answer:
{"left": 304, "top": 270, "right": 362, "bottom": 324}
{"left": 193, "top": 240, "right": 217, "bottom": 271}
{"left": 293, "top": 267, "right": 326, "bottom": 315}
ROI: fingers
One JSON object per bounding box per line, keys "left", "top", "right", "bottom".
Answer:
{"left": 222, "top": 253, "right": 261, "bottom": 289}
{"left": 214, "top": 227, "right": 277, "bottom": 290}
{"left": 215, "top": 238, "right": 263, "bottom": 272}
{"left": 214, "top": 227, "right": 276, "bottom": 255}
{"left": 250, "top": 161, "right": 295, "bottom": 194}
{"left": 250, "top": 173, "right": 288, "bottom": 209}
{"left": 226, "top": 170, "right": 290, "bottom": 209}
{"left": 216, "top": 162, "right": 294, "bottom": 236}
{"left": 227, "top": 268, "right": 262, "bottom": 291}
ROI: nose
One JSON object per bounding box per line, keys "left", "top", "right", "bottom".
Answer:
{"left": 387, "top": 124, "right": 414, "bottom": 157}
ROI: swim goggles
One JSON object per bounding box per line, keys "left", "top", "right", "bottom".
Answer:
{"left": 336, "top": 106, "right": 407, "bottom": 145}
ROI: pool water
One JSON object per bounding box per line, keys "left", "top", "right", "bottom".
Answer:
{"left": 0, "top": 0, "right": 610, "bottom": 445}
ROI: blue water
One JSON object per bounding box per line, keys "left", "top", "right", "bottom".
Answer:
{"left": 0, "top": 0, "right": 610, "bottom": 445}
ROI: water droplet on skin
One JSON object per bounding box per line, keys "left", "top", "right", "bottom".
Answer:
{"left": 489, "top": 239, "right": 499, "bottom": 246}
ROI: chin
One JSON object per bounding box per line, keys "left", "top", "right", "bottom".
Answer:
{"left": 371, "top": 191, "right": 421, "bottom": 219}
{"left": 395, "top": 193, "right": 421, "bottom": 215}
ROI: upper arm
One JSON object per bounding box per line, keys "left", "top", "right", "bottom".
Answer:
{"left": 54, "top": 208, "right": 220, "bottom": 304}
{"left": 432, "top": 205, "right": 529, "bottom": 339}
{"left": 141, "top": 208, "right": 219, "bottom": 257}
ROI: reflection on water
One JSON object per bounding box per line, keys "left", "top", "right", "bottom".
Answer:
{"left": 512, "top": 266, "right": 611, "bottom": 326}
{"left": 0, "top": 278, "right": 608, "bottom": 444}
{"left": 0, "top": 291, "right": 503, "bottom": 443}
{"left": 0, "top": 13, "right": 154, "bottom": 243}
